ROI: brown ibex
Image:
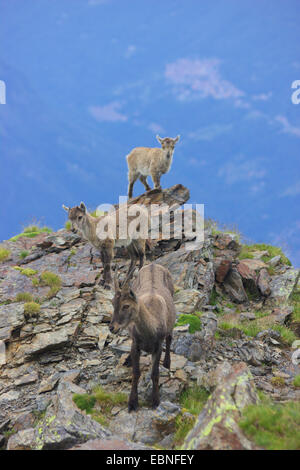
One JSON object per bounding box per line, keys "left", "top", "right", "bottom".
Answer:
{"left": 62, "top": 202, "right": 146, "bottom": 289}
{"left": 126, "top": 135, "right": 180, "bottom": 198}
{"left": 110, "top": 263, "right": 176, "bottom": 411}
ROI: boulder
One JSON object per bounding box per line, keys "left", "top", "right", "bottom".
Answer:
{"left": 223, "top": 268, "right": 248, "bottom": 303}
{"left": 266, "top": 268, "right": 299, "bottom": 305}
{"left": 257, "top": 268, "right": 271, "bottom": 297}
{"left": 182, "top": 362, "right": 259, "bottom": 450}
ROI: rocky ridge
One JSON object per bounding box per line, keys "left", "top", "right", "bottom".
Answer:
{"left": 0, "top": 184, "right": 299, "bottom": 450}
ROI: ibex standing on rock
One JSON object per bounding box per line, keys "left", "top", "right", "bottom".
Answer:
{"left": 62, "top": 202, "right": 146, "bottom": 289}
{"left": 126, "top": 135, "right": 180, "bottom": 198}
{"left": 110, "top": 263, "right": 176, "bottom": 412}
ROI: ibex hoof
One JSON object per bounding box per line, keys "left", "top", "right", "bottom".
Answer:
{"left": 151, "top": 398, "right": 160, "bottom": 409}
{"left": 128, "top": 400, "right": 138, "bottom": 412}
{"left": 123, "top": 354, "right": 132, "bottom": 367}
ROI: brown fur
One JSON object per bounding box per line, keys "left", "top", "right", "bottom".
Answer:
{"left": 110, "top": 263, "right": 176, "bottom": 411}
{"left": 126, "top": 135, "right": 180, "bottom": 198}
{"left": 62, "top": 202, "right": 146, "bottom": 289}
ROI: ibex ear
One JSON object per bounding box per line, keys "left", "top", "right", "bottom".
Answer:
{"left": 79, "top": 202, "right": 86, "bottom": 213}
{"left": 62, "top": 204, "right": 69, "bottom": 213}
{"left": 129, "top": 289, "right": 137, "bottom": 301}
{"left": 174, "top": 135, "right": 180, "bottom": 143}
{"left": 156, "top": 134, "right": 163, "bottom": 145}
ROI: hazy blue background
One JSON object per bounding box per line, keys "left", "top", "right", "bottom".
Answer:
{"left": 1, "top": 0, "right": 300, "bottom": 264}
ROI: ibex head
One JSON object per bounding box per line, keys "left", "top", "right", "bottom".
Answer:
{"left": 62, "top": 202, "right": 87, "bottom": 233}
{"left": 156, "top": 135, "right": 180, "bottom": 151}
{"left": 109, "top": 275, "right": 138, "bottom": 334}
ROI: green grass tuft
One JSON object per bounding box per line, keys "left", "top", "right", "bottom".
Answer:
{"left": 239, "top": 401, "right": 300, "bottom": 450}
{"left": 272, "top": 324, "right": 296, "bottom": 346}
{"left": 13, "top": 266, "right": 38, "bottom": 277}
{"left": 24, "top": 301, "right": 41, "bottom": 318}
{"left": 173, "top": 385, "right": 210, "bottom": 448}
{"left": 19, "top": 250, "right": 29, "bottom": 259}
{"left": 238, "top": 243, "right": 291, "bottom": 266}
{"left": 0, "top": 248, "right": 11, "bottom": 263}
{"left": 293, "top": 375, "right": 300, "bottom": 388}
{"left": 179, "top": 385, "right": 210, "bottom": 415}
{"left": 40, "top": 271, "right": 62, "bottom": 298}
{"left": 175, "top": 314, "right": 202, "bottom": 333}
{"left": 15, "top": 292, "right": 33, "bottom": 303}
{"left": 73, "top": 394, "right": 96, "bottom": 414}
{"left": 10, "top": 225, "right": 52, "bottom": 242}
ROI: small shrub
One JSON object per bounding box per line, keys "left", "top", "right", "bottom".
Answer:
{"left": 0, "top": 248, "right": 11, "bottom": 263}
{"left": 293, "top": 375, "right": 300, "bottom": 388}
{"left": 15, "top": 292, "right": 33, "bottom": 302}
{"left": 175, "top": 314, "right": 202, "bottom": 333}
{"left": 24, "top": 302, "right": 41, "bottom": 319}
{"left": 239, "top": 401, "right": 300, "bottom": 450}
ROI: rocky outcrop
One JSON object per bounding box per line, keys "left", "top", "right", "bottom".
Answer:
{"left": 0, "top": 186, "right": 299, "bottom": 450}
{"left": 182, "top": 362, "right": 259, "bottom": 450}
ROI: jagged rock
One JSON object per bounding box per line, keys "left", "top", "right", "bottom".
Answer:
{"left": 14, "top": 327, "right": 77, "bottom": 361}
{"left": 272, "top": 306, "right": 294, "bottom": 325}
{"left": 213, "top": 233, "right": 240, "bottom": 251}
{"left": 38, "top": 373, "right": 60, "bottom": 393}
{"left": 182, "top": 362, "right": 259, "bottom": 450}
{"left": 240, "top": 312, "right": 256, "bottom": 321}
{"left": 109, "top": 401, "right": 180, "bottom": 445}
{"left": 237, "top": 259, "right": 268, "bottom": 271}
{"left": 0, "top": 303, "right": 25, "bottom": 342}
{"left": 154, "top": 247, "right": 214, "bottom": 304}
{"left": 172, "top": 313, "right": 217, "bottom": 361}
{"left": 12, "top": 411, "right": 36, "bottom": 432}
{"left": 215, "top": 259, "right": 232, "bottom": 283}
{"left": 223, "top": 268, "right": 248, "bottom": 303}
{"left": 269, "top": 255, "right": 281, "bottom": 267}
{"left": 174, "top": 289, "right": 203, "bottom": 314}
{"left": 8, "top": 381, "right": 111, "bottom": 450}
{"left": 237, "top": 260, "right": 258, "bottom": 294}
{"left": 267, "top": 268, "right": 300, "bottom": 305}
{"left": 257, "top": 268, "right": 271, "bottom": 297}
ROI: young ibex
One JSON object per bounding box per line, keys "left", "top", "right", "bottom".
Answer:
{"left": 126, "top": 135, "right": 180, "bottom": 198}
{"left": 110, "top": 263, "right": 176, "bottom": 411}
{"left": 62, "top": 202, "right": 146, "bottom": 289}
